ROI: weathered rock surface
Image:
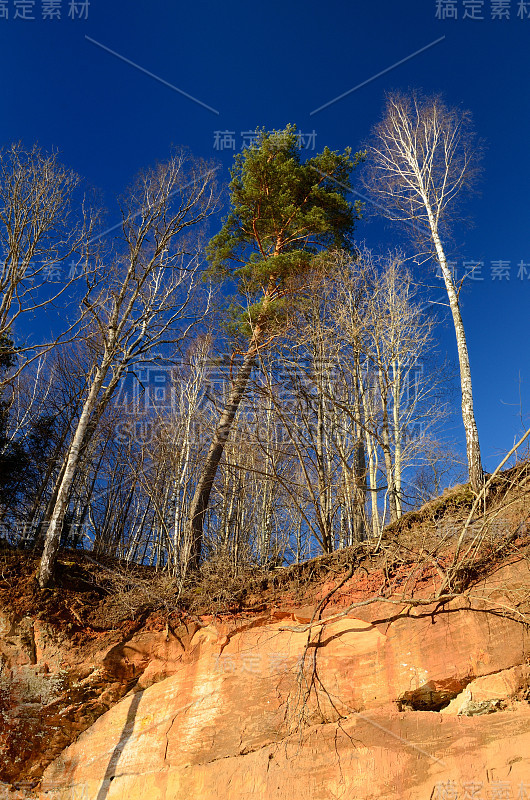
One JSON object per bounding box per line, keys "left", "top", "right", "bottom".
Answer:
{"left": 441, "top": 665, "right": 529, "bottom": 715}
{"left": 36, "top": 557, "right": 530, "bottom": 799}
{"left": 0, "top": 609, "right": 196, "bottom": 786}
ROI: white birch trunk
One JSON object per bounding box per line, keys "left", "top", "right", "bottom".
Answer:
{"left": 424, "top": 202, "right": 483, "bottom": 493}
{"left": 38, "top": 364, "right": 109, "bottom": 587}
{"left": 392, "top": 358, "right": 403, "bottom": 518}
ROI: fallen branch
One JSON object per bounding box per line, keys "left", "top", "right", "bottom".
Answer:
{"left": 279, "top": 592, "right": 459, "bottom": 633}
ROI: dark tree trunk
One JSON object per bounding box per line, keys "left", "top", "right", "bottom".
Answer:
{"left": 185, "top": 342, "right": 258, "bottom": 569}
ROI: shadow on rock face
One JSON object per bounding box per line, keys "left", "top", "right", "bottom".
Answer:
{"left": 96, "top": 688, "right": 144, "bottom": 800}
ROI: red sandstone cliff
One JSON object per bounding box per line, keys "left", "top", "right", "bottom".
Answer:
{"left": 1, "top": 482, "right": 530, "bottom": 799}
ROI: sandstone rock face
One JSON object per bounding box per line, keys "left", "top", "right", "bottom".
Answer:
{"left": 441, "top": 665, "right": 529, "bottom": 715}
{"left": 0, "top": 610, "right": 195, "bottom": 786}
{"left": 37, "top": 558, "right": 530, "bottom": 800}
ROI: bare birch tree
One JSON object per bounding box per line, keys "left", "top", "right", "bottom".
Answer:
{"left": 38, "top": 151, "right": 218, "bottom": 587}
{"left": 0, "top": 142, "right": 94, "bottom": 381}
{"left": 365, "top": 92, "right": 484, "bottom": 492}
{"left": 359, "top": 251, "right": 443, "bottom": 518}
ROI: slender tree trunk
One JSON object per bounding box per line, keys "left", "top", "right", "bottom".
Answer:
{"left": 359, "top": 368, "right": 380, "bottom": 537}
{"left": 27, "top": 409, "right": 80, "bottom": 541}
{"left": 185, "top": 338, "right": 259, "bottom": 569}
{"left": 381, "top": 425, "right": 398, "bottom": 523}
{"left": 315, "top": 389, "right": 333, "bottom": 554}
{"left": 295, "top": 518, "right": 303, "bottom": 564}
{"left": 378, "top": 368, "right": 398, "bottom": 523}
{"left": 352, "top": 345, "right": 367, "bottom": 539}
{"left": 38, "top": 368, "right": 107, "bottom": 587}
{"left": 127, "top": 497, "right": 151, "bottom": 563}
{"left": 33, "top": 457, "right": 68, "bottom": 550}
{"left": 258, "top": 404, "right": 274, "bottom": 563}
{"left": 352, "top": 439, "right": 367, "bottom": 540}
{"left": 424, "top": 201, "right": 483, "bottom": 493}
{"left": 367, "top": 437, "right": 380, "bottom": 537}
{"left": 392, "top": 358, "right": 403, "bottom": 518}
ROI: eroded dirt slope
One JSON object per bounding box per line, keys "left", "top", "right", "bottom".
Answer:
{"left": 1, "top": 467, "right": 529, "bottom": 798}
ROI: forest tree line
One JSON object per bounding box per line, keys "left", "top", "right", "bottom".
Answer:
{"left": 0, "top": 93, "right": 481, "bottom": 587}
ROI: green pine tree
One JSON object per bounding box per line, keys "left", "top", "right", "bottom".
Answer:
{"left": 186, "top": 125, "right": 364, "bottom": 568}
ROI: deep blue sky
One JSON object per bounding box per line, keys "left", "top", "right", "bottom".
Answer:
{"left": 2, "top": 0, "right": 529, "bottom": 471}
